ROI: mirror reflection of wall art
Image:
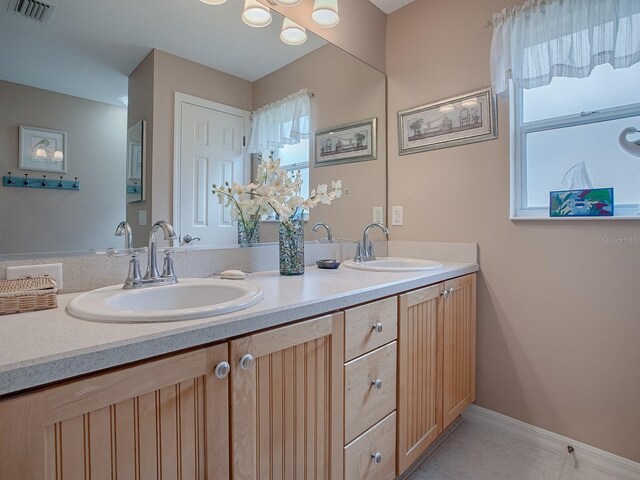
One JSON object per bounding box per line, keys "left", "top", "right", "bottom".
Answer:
{"left": 128, "top": 142, "right": 142, "bottom": 181}
{"left": 19, "top": 125, "right": 67, "bottom": 173}
{"left": 315, "top": 117, "right": 377, "bottom": 166}
{"left": 398, "top": 87, "right": 497, "bottom": 155}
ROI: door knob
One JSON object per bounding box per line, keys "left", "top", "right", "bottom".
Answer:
{"left": 215, "top": 361, "right": 231, "bottom": 379}
{"left": 240, "top": 354, "right": 255, "bottom": 370}
{"left": 182, "top": 234, "right": 201, "bottom": 245}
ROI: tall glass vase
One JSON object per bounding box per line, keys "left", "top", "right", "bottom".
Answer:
{"left": 279, "top": 219, "right": 304, "bottom": 275}
{"left": 237, "top": 218, "right": 260, "bottom": 247}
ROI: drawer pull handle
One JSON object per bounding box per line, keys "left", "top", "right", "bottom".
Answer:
{"left": 371, "top": 452, "right": 382, "bottom": 464}
{"left": 239, "top": 354, "right": 255, "bottom": 370}
{"left": 214, "top": 361, "right": 231, "bottom": 379}
{"left": 372, "top": 322, "right": 383, "bottom": 333}
{"left": 371, "top": 378, "right": 383, "bottom": 390}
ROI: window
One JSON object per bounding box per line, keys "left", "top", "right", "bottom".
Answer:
{"left": 511, "top": 62, "right": 640, "bottom": 219}
{"left": 276, "top": 137, "right": 310, "bottom": 201}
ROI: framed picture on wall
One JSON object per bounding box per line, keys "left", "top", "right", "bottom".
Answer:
{"left": 314, "top": 118, "right": 377, "bottom": 166}
{"left": 19, "top": 125, "right": 67, "bottom": 173}
{"left": 398, "top": 87, "right": 497, "bottom": 155}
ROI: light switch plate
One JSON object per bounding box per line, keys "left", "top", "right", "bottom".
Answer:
{"left": 392, "top": 206, "right": 403, "bottom": 226}
{"left": 373, "top": 206, "right": 384, "bottom": 224}
{"left": 7, "top": 263, "right": 63, "bottom": 289}
{"left": 139, "top": 209, "right": 147, "bottom": 226}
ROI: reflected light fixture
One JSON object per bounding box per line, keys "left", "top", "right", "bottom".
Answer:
{"left": 200, "top": 0, "right": 227, "bottom": 4}
{"left": 439, "top": 105, "right": 455, "bottom": 113}
{"left": 312, "top": 0, "right": 339, "bottom": 28}
{"left": 461, "top": 98, "right": 479, "bottom": 108}
{"left": 274, "top": 0, "right": 303, "bottom": 5}
{"left": 280, "top": 18, "right": 307, "bottom": 45}
{"left": 242, "top": 0, "right": 272, "bottom": 27}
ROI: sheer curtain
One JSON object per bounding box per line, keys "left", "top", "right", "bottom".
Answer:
{"left": 247, "top": 89, "right": 311, "bottom": 153}
{"left": 490, "top": 0, "right": 640, "bottom": 93}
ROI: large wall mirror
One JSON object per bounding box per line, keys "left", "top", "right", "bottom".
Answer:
{"left": 0, "top": 0, "right": 386, "bottom": 256}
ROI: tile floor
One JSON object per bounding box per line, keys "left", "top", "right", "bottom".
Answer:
{"left": 407, "top": 419, "right": 623, "bottom": 480}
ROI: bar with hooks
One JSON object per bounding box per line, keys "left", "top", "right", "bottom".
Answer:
{"left": 2, "top": 172, "right": 80, "bottom": 191}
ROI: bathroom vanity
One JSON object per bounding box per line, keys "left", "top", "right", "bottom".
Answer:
{"left": 0, "top": 263, "right": 477, "bottom": 479}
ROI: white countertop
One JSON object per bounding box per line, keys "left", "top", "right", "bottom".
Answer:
{"left": 0, "top": 262, "right": 478, "bottom": 396}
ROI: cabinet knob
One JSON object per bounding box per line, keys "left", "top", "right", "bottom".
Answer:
{"left": 372, "top": 322, "right": 383, "bottom": 333}
{"left": 371, "top": 378, "right": 383, "bottom": 390}
{"left": 239, "top": 354, "right": 255, "bottom": 370}
{"left": 448, "top": 287, "right": 454, "bottom": 296}
{"left": 441, "top": 289, "right": 449, "bottom": 299}
{"left": 214, "top": 361, "right": 231, "bottom": 379}
{"left": 371, "top": 452, "right": 382, "bottom": 464}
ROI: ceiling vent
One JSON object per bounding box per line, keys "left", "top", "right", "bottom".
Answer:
{"left": 7, "top": 0, "right": 56, "bottom": 23}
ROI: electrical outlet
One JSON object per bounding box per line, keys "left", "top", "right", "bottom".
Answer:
{"left": 373, "top": 206, "right": 384, "bottom": 224}
{"left": 7, "top": 263, "right": 63, "bottom": 289}
{"left": 392, "top": 206, "right": 403, "bottom": 226}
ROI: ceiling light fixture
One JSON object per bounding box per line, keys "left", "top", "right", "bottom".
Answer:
{"left": 242, "top": 0, "right": 272, "bottom": 28}
{"left": 280, "top": 18, "right": 307, "bottom": 45}
{"left": 199, "top": 0, "right": 227, "bottom": 4}
{"left": 312, "top": 0, "right": 340, "bottom": 28}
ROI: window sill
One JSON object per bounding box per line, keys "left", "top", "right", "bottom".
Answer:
{"left": 510, "top": 215, "right": 640, "bottom": 221}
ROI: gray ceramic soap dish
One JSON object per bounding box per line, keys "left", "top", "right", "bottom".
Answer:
{"left": 316, "top": 259, "right": 341, "bottom": 269}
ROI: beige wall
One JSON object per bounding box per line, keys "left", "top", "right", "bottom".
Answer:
{"left": 258, "top": 0, "right": 387, "bottom": 73}
{"left": 127, "top": 51, "right": 155, "bottom": 247}
{"left": 387, "top": 0, "right": 640, "bottom": 462}
{"left": 253, "top": 44, "right": 387, "bottom": 242}
{"left": 0, "top": 81, "right": 127, "bottom": 255}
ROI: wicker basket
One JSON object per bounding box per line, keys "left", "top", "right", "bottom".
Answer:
{"left": 0, "top": 276, "right": 58, "bottom": 315}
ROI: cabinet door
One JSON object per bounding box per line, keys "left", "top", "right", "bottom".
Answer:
{"left": 442, "top": 273, "right": 476, "bottom": 429}
{"left": 397, "top": 283, "right": 444, "bottom": 475}
{"left": 0, "top": 344, "right": 230, "bottom": 480}
{"left": 230, "top": 313, "right": 344, "bottom": 480}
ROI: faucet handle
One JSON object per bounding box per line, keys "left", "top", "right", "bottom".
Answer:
{"left": 367, "top": 241, "right": 376, "bottom": 260}
{"left": 353, "top": 242, "right": 365, "bottom": 262}
{"left": 162, "top": 250, "right": 177, "bottom": 279}
{"left": 125, "top": 251, "right": 142, "bottom": 287}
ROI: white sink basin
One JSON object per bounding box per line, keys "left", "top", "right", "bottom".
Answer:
{"left": 68, "top": 278, "right": 264, "bottom": 323}
{"left": 342, "top": 257, "right": 443, "bottom": 272}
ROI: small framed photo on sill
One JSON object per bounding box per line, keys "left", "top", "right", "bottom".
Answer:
{"left": 19, "top": 125, "right": 67, "bottom": 173}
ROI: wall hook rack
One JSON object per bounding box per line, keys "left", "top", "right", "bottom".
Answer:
{"left": 3, "top": 172, "right": 80, "bottom": 191}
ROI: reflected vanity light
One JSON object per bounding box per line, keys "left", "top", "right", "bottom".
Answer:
{"left": 312, "top": 0, "right": 340, "bottom": 28}
{"left": 242, "top": 0, "right": 272, "bottom": 27}
{"left": 461, "top": 98, "right": 479, "bottom": 108}
{"left": 439, "top": 104, "right": 454, "bottom": 113}
{"left": 280, "top": 18, "right": 307, "bottom": 45}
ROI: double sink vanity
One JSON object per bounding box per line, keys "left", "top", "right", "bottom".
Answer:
{"left": 0, "top": 242, "right": 477, "bottom": 480}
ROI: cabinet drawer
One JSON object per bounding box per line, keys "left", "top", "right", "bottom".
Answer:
{"left": 344, "top": 412, "right": 396, "bottom": 480}
{"left": 345, "top": 342, "right": 397, "bottom": 443}
{"left": 345, "top": 297, "right": 397, "bottom": 361}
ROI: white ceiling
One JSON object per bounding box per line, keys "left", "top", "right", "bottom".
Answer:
{"left": 368, "top": 0, "right": 415, "bottom": 14}
{"left": 0, "top": 0, "right": 326, "bottom": 106}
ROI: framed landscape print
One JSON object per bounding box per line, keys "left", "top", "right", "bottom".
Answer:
{"left": 314, "top": 118, "right": 377, "bottom": 166}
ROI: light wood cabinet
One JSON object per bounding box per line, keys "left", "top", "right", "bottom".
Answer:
{"left": 396, "top": 274, "right": 476, "bottom": 476}
{"left": 0, "top": 343, "right": 230, "bottom": 480}
{"left": 229, "top": 313, "right": 344, "bottom": 480}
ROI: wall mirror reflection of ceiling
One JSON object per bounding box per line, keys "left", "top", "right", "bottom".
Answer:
{"left": 0, "top": 0, "right": 386, "bottom": 256}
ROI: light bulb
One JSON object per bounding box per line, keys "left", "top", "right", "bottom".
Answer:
{"left": 274, "top": 0, "right": 303, "bottom": 5}
{"left": 280, "top": 18, "right": 307, "bottom": 45}
{"left": 312, "top": 0, "right": 339, "bottom": 28}
{"left": 242, "top": 0, "right": 272, "bottom": 27}
{"left": 200, "top": 0, "right": 227, "bottom": 4}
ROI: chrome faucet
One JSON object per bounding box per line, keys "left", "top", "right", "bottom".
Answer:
{"left": 354, "top": 223, "right": 389, "bottom": 262}
{"left": 115, "top": 221, "right": 133, "bottom": 249}
{"left": 312, "top": 222, "right": 333, "bottom": 242}
{"left": 123, "top": 220, "right": 178, "bottom": 289}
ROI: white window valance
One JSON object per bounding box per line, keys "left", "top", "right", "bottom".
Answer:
{"left": 247, "top": 89, "right": 311, "bottom": 153}
{"left": 490, "top": 0, "right": 640, "bottom": 93}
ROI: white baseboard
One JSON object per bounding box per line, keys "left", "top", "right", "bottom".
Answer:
{"left": 462, "top": 405, "right": 640, "bottom": 480}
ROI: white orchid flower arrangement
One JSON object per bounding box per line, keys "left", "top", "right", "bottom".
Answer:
{"left": 212, "top": 152, "right": 343, "bottom": 225}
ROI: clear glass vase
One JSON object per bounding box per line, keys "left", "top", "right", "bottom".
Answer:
{"left": 279, "top": 219, "right": 304, "bottom": 275}
{"left": 237, "top": 218, "right": 260, "bottom": 247}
